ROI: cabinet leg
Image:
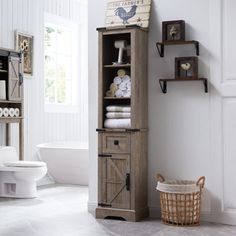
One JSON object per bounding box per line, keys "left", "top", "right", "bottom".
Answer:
{"left": 19, "top": 120, "right": 24, "bottom": 160}
{"left": 6, "top": 123, "right": 11, "bottom": 146}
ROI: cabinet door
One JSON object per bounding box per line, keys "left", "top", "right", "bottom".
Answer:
{"left": 99, "top": 154, "right": 130, "bottom": 209}
{"left": 8, "top": 56, "right": 22, "bottom": 101}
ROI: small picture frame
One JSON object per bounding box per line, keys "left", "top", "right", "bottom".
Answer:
{"left": 15, "top": 31, "right": 34, "bottom": 77}
{"left": 175, "top": 57, "right": 198, "bottom": 79}
{"left": 162, "top": 20, "right": 185, "bottom": 42}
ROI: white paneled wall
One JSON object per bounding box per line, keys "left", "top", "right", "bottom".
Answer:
{"left": 0, "top": 0, "right": 88, "bottom": 161}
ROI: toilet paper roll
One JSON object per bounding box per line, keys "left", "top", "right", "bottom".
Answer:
{"left": 0, "top": 108, "right": 2, "bottom": 117}
{"left": 3, "top": 108, "right": 9, "bottom": 117}
{"left": 9, "top": 108, "right": 15, "bottom": 117}
{"left": 14, "top": 108, "right": 20, "bottom": 117}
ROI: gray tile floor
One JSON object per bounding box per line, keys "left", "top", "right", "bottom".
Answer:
{"left": 0, "top": 185, "right": 236, "bottom": 236}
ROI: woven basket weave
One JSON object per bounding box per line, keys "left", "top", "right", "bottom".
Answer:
{"left": 156, "top": 174, "right": 205, "bottom": 226}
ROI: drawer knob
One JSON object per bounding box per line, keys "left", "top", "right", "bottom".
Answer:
{"left": 114, "top": 140, "right": 119, "bottom": 145}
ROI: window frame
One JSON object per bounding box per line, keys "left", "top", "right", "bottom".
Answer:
{"left": 44, "top": 13, "right": 81, "bottom": 113}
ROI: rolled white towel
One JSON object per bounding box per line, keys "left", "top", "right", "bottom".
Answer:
{"left": 119, "top": 81, "right": 127, "bottom": 91}
{"left": 106, "top": 112, "right": 131, "bottom": 119}
{"left": 3, "top": 108, "right": 9, "bottom": 117}
{"left": 0, "top": 108, "right": 2, "bottom": 117}
{"left": 106, "top": 105, "right": 131, "bottom": 112}
{"left": 113, "top": 76, "right": 122, "bottom": 85}
{"left": 9, "top": 108, "right": 15, "bottom": 117}
{"left": 122, "top": 75, "right": 131, "bottom": 83}
{"left": 127, "top": 82, "right": 131, "bottom": 90}
{"left": 104, "top": 118, "right": 131, "bottom": 128}
{"left": 123, "top": 90, "right": 131, "bottom": 98}
{"left": 115, "top": 89, "right": 124, "bottom": 98}
{"left": 14, "top": 108, "right": 20, "bottom": 117}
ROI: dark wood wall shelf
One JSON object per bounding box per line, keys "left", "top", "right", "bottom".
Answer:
{"left": 156, "top": 40, "right": 199, "bottom": 57}
{"left": 159, "top": 78, "right": 208, "bottom": 94}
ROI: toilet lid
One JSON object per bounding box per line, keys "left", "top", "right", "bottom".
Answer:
{"left": 4, "top": 161, "right": 46, "bottom": 167}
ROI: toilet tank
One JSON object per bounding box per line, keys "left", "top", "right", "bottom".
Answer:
{"left": 0, "top": 146, "right": 18, "bottom": 165}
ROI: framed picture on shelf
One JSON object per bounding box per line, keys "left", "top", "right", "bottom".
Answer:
{"left": 162, "top": 20, "right": 185, "bottom": 42}
{"left": 105, "top": 0, "right": 152, "bottom": 29}
{"left": 175, "top": 57, "right": 198, "bottom": 79}
{"left": 15, "top": 31, "right": 34, "bottom": 77}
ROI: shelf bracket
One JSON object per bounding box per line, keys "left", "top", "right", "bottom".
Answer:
{"left": 156, "top": 43, "right": 164, "bottom": 57}
{"left": 194, "top": 41, "right": 200, "bottom": 56}
{"left": 203, "top": 79, "right": 208, "bottom": 93}
{"left": 159, "top": 80, "right": 167, "bottom": 93}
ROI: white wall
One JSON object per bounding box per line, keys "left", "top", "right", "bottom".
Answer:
{"left": 0, "top": 0, "right": 88, "bottom": 161}
{"left": 88, "top": 0, "right": 236, "bottom": 224}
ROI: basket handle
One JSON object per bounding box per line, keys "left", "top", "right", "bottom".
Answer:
{"left": 196, "top": 176, "right": 205, "bottom": 188}
{"left": 156, "top": 173, "right": 165, "bottom": 182}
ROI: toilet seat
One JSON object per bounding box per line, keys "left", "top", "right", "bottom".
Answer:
{"left": 3, "top": 161, "right": 46, "bottom": 168}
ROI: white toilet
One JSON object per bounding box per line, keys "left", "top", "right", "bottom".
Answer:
{"left": 0, "top": 146, "right": 47, "bottom": 198}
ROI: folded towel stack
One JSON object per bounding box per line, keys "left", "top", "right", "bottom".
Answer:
{"left": 104, "top": 105, "right": 131, "bottom": 128}
{"left": 106, "top": 69, "right": 131, "bottom": 98}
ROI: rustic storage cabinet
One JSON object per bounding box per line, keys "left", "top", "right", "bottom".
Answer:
{"left": 0, "top": 48, "right": 24, "bottom": 160}
{"left": 96, "top": 27, "right": 148, "bottom": 221}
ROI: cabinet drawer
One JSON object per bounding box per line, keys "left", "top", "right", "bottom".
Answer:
{"left": 102, "top": 133, "right": 130, "bottom": 154}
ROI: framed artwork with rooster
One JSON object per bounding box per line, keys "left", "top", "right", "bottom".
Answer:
{"left": 105, "top": 0, "right": 152, "bottom": 29}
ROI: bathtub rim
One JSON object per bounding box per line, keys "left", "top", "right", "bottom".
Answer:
{"left": 36, "top": 141, "right": 88, "bottom": 150}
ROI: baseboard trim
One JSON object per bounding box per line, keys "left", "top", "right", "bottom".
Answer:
{"left": 87, "top": 201, "right": 97, "bottom": 216}
{"left": 149, "top": 205, "right": 213, "bottom": 223}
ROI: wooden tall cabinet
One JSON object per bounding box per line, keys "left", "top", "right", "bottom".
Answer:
{"left": 0, "top": 48, "right": 24, "bottom": 160}
{"left": 96, "top": 27, "right": 148, "bottom": 222}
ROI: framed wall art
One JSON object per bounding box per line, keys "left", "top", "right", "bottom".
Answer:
{"left": 105, "top": 0, "right": 152, "bottom": 29}
{"left": 175, "top": 57, "right": 198, "bottom": 79}
{"left": 162, "top": 20, "right": 185, "bottom": 42}
{"left": 15, "top": 31, "right": 34, "bottom": 77}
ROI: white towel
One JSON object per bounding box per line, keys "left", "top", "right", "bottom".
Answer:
{"left": 122, "top": 75, "right": 131, "bottom": 83}
{"left": 106, "top": 112, "right": 131, "bottom": 119}
{"left": 0, "top": 108, "right": 2, "bottom": 117}
{"left": 113, "top": 76, "right": 122, "bottom": 85}
{"left": 119, "top": 81, "right": 127, "bottom": 91}
{"left": 115, "top": 89, "right": 124, "bottom": 98}
{"left": 104, "top": 119, "right": 131, "bottom": 128}
{"left": 123, "top": 90, "right": 131, "bottom": 98}
{"left": 106, "top": 105, "right": 131, "bottom": 112}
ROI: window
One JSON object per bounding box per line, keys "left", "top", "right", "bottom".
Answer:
{"left": 44, "top": 14, "right": 79, "bottom": 112}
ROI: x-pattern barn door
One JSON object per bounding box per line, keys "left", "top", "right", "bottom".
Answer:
{"left": 100, "top": 154, "right": 130, "bottom": 209}
{"left": 8, "top": 56, "right": 22, "bottom": 101}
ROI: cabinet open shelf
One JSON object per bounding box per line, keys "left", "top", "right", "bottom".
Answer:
{"left": 104, "top": 64, "right": 131, "bottom": 68}
{"left": 0, "top": 69, "right": 7, "bottom": 73}
{"left": 0, "top": 117, "right": 23, "bottom": 123}
{"left": 104, "top": 97, "right": 131, "bottom": 100}
{"left": 0, "top": 100, "right": 22, "bottom": 104}
{"left": 156, "top": 40, "right": 199, "bottom": 57}
{"left": 159, "top": 78, "right": 208, "bottom": 93}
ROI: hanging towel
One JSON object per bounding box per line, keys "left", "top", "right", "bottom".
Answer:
{"left": 106, "top": 105, "right": 131, "bottom": 112}
{"left": 104, "top": 118, "right": 131, "bottom": 128}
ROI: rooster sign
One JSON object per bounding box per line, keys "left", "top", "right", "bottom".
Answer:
{"left": 106, "top": 0, "right": 152, "bottom": 28}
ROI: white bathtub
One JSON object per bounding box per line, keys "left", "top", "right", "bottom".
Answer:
{"left": 36, "top": 142, "right": 88, "bottom": 185}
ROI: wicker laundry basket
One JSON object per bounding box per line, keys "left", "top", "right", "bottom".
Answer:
{"left": 156, "top": 174, "right": 205, "bottom": 226}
